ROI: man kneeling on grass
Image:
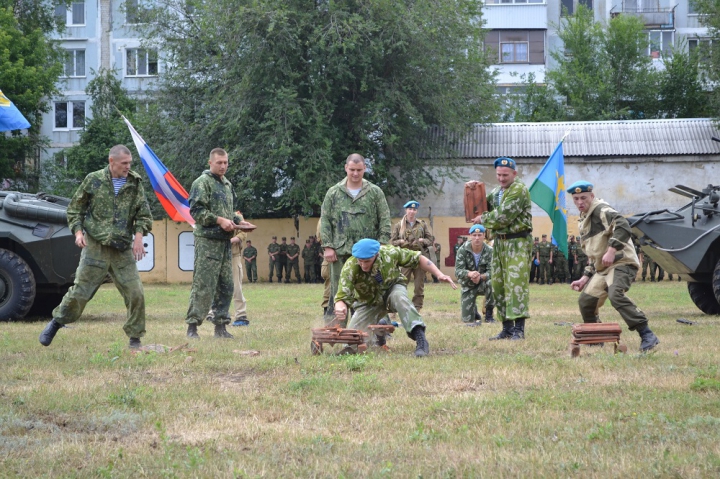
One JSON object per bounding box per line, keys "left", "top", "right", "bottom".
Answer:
{"left": 333, "top": 238, "right": 457, "bottom": 357}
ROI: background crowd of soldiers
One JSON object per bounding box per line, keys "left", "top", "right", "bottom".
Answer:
{"left": 529, "top": 235, "right": 588, "bottom": 285}
{"left": 262, "top": 235, "right": 324, "bottom": 284}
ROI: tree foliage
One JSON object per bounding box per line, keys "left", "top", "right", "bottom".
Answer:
{"left": 0, "top": 1, "right": 65, "bottom": 183}
{"left": 136, "top": 0, "right": 499, "bottom": 217}
{"left": 692, "top": 0, "right": 720, "bottom": 121}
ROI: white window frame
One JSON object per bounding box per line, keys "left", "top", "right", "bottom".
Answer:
{"left": 647, "top": 30, "right": 674, "bottom": 59}
{"left": 54, "top": 101, "right": 85, "bottom": 130}
{"left": 126, "top": 48, "right": 159, "bottom": 77}
{"left": 56, "top": 1, "right": 86, "bottom": 26}
{"left": 63, "top": 49, "right": 86, "bottom": 78}
{"left": 500, "top": 42, "right": 529, "bottom": 63}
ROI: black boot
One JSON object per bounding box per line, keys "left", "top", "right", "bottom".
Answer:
{"left": 511, "top": 318, "right": 525, "bottom": 340}
{"left": 214, "top": 323, "right": 234, "bottom": 339}
{"left": 637, "top": 323, "right": 659, "bottom": 352}
{"left": 39, "top": 319, "right": 63, "bottom": 346}
{"left": 409, "top": 326, "right": 429, "bottom": 357}
{"left": 187, "top": 323, "right": 200, "bottom": 339}
{"left": 489, "top": 320, "right": 514, "bottom": 340}
{"left": 485, "top": 306, "right": 495, "bottom": 323}
{"left": 129, "top": 338, "right": 142, "bottom": 349}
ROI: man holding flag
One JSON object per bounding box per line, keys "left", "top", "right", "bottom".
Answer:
{"left": 471, "top": 157, "right": 533, "bottom": 341}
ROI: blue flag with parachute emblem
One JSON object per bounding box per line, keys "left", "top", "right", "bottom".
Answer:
{"left": 529, "top": 138, "right": 568, "bottom": 256}
{"left": 0, "top": 90, "right": 31, "bottom": 131}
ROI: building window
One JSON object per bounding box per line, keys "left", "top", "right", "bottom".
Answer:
{"left": 55, "top": 1, "right": 85, "bottom": 26}
{"left": 648, "top": 31, "right": 673, "bottom": 59}
{"left": 689, "top": 38, "right": 712, "bottom": 61}
{"left": 485, "top": 0, "right": 545, "bottom": 4}
{"left": 688, "top": 1, "right": 699, "bottom": 14}
{"left": 54, "top": 101, "right": 85, "bottom": 129}
{"left": 126, "top": 49, "right": 158, "bottom": 76}
{"left": 126, "top": 0, "right": 152, "bottom": 24}
{"left": 485, "top": 30, "right": 545, "bottom": 64}
{"left": 63, "top": 50, "right": 86, "bottom": 77}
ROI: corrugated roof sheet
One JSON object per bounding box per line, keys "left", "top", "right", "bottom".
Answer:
{"left": 433, "top": 118, "right": 720, "bottom": 158}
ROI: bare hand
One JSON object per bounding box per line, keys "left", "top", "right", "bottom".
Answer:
{"left": 602, "top": 247, "right": 617, "bottom": 267}
{"left": 75, "top": 230, "right": 87, "bottom": 248}
{"left": 324, "top": 247, "right": 338, "bottom": 263}
{"left": 132, "top": 236, "right": 147, "bottom": 262}
{"left": 437, "top": 274, "right": 458, "bottom": 290}
{"left": 468, "top": 271, "right": 481, "bottom": 284}
{"left": 334, "top": 300, "right": 348, "bottom": 323}
{"left": 571, "top": 276, "right": 589, "bottom": 292}
{"left": 471, "top": 215, "right": 483, "bottom": 224}
{"left": 217, "top": 217, "right": 235, "bottom": 231}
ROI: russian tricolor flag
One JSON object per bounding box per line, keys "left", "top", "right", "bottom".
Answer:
{"left": 123, "top": 117, "right": 195, "bottom": 226}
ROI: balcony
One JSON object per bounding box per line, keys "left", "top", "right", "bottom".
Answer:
{"left": 610, "top": 4, "right": 676, "bottom": 30}
{"left": 483, "top": 2, "right": 548, "bottom": 30}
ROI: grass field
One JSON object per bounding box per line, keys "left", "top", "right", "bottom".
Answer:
{"left": 1, "top": 280, "right": 719, "bottom": 478}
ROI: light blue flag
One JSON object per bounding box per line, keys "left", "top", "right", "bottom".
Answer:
{"left": 529, "top": 140, "right": 568, "bottom": 256}
{"left": 0, "top": 90, "right": 31, "bottom": 131}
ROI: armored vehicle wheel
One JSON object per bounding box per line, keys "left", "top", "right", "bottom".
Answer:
{"left": 0, "top": 248, "right": 37, "bottom": 320}
{"left": 713, "top": 259, "right": 720, "bottom": 309}
{"left": 687, "top": 281, "right": 720, "bottom": 315}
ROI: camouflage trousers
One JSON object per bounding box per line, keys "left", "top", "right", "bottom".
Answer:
{"left": 321, "top": 259, "right": 330, "bottom": 308}
{"left": 186, "top": 237, "right": 233, "bottom": 326}
{"left": 276, "top": 258, "right": 287, "bottom": 281}
{"left": 554, "top": 255, "right": 569, "bottom": 283}
{"left": 348, "top": 284, "right": 425, "bottom": 338}
{"left": 401, "top": 265, "right": 426, "bottom": 311}
{"left": 538, "top": 257, "right": 552, "bottom": 284}
{"left": 207, "top": 253, "right": 247, "bottom": 321}
{"left": 53, "top": 234, "right": 145, "bottom": 338}
{"left": 245, "top": 260, "right": 257, "bottom": 283}
{"left": 325, "top": 254, "right": 351, "bottom": 324}
{"left": 269, "top": 258, "right": 278, "bottom": 281}
{"left": 460, "top": 280, "right": 494, "bottom": 323}
{"left": 287, "top": 259, "right": 301, "bottom": 283}
{"left": 304, "top": 262, "right": 317, "bottom": 283}
{"left": 578, "top": 264, "right": 648, "bottom": 331}
{"left": 491, "top": 236, "right": 531, "bottom": 321}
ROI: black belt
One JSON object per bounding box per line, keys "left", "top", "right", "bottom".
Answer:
{"left": 494, "top": 231, "right": 532, "bottom": 240}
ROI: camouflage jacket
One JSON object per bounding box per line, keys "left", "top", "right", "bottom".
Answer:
{"left": 279, "top": 243, "right": 288, "bottom": 260}
{"left": 67, "top": 167, "right": 152, "bottom": 250}
{"left": 268, "top": 243, "right": 280, "bottom": 258}
{"left": 568, "top": 242, "right": 579, "bottom": 261}
{"left": 481, "top": 180, "right": 532, "bottom": 236}
{"left": 302, "top": 245, "right": 315, "bottom": 263}
{"left": 320, "top": 178, "right": 392, "bottom": 256}
{"left": 390, "top": 217, "right": 434, "bottom": 256}
{"left": 243, "top": 246, "right": 257, "bottom": 262}
{"left": 189, "top": 170, "right": 241, "bottom": 240}
{"left": 455, "top": 241, "right": 493, "bottom": 291}
{"left": 335, "top": 245, "right": 421, "bottom": 307}
{"left": 537, "top": 241, "right": 552, "bottom": 258}
{"left": 578, "top": 198, "right": 640, "bottom": 276}
{"left": 286, "top": 244, "right": 300, "bottom": 261}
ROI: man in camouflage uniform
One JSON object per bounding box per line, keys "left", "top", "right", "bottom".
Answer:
{"left": 390, "top": 200, "right": 434, "bottom": 311}
{"left": 430, "top": 241, "right": 442, "bottom": 283}
{"left": 302, "top": 239, "right": 317, "bottom": 283}
{"left": 537, "top": 234, "right": 553, "bottom": 285}
{"left": 39, "top": 145, "right": 152, "bottom": 350}
{"left": 471, "top": 157, "right": 532, "bottom": 341}
{"left": 455, "top": 225, "right": 495, "bottom": 325}
{"left": 530, "top": 237, "right": 539, "bottom": 283}
{"left": 320, "top": 153, "right": 392, "bottom": 325}
{"left": 184, "top": 148, "right": 251, "bottom": 340}
{"left": 453, "top": 236, "right": 464, "bottom": 260}
{"left": 268, "top": 236, "right": 280, "bottom": 282}
{"left": 568, "top": 235, "right": 578, "bottom": 281}
{"left": 317, "top": 220, "right": 331, "bottom": 314}
{"left": 553, "top": 244, "right": 569, "bottom": 284}
{"left": 573, "top": 236, "right": 588, "bottom": 279}
{"left": 311, "top": 235, "right": 322, "bottom": 282}
{"left": 334, "top": 239, "right": 456, "bottom": 357}
{"left": 568, "top": 181, "right": 659, "bottom": 352}
{"left": 286, "top": 237, "right": 301, "bottom": 283}
{"left": 243, "top": 240, "right": 258, "bottom": 283}
{"left": 278, "top": 237, "right": 289, "bottom": 283}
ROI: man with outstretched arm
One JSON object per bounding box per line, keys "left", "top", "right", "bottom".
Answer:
{"left": 568, "top": 181, "right": 659, "bottom": 352}
{"left": 333, "top": 239, "right": 457, "bottom": 357}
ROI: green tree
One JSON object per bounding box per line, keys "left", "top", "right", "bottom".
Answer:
{"left": 136, "top": 0, "right": 499, "bottom": 217}
{"left": 0, "top": 1, "right": 65, "bottom": 185}
{"left": 692, "top": 0, "right": 720, "bottom": 120}
{"left": 501, "top": 73, "right": 565, "bottom": 122}
{"left": 655, "top": 41, "right": 710, "bottom": 119}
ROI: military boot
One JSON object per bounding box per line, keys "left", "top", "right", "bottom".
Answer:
{"left": 409, "top": 326, "right": 429, "bottom": 357}
{"left": 214, "top": 323, "right": 234, "bottom": 339}
{"left": 637, "top": 324, "right": 659, "bottom": 352}
{"left": 510, "top": 318, "right": 525, "bottom": 340}
{"left": 187, "top": 323, "right": 200, "bottom": 339}
{"left": 485, "top": 306, "right": 496, "bottom": 323}
{"left": 129, "top": 338, "right": 142, "bottom": 350}
{"left": 489, "top": 320, "right": 514, "bottom": 340}
{"left": 39, "top": 319, "right": 63, "bottom": 346}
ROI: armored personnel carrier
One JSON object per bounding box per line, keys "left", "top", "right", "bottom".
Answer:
{"left": 0, "top": 191, "right": 80, "bottom": 320}
{"left": 629, "top": 184, "right": 720, "bottom": 315}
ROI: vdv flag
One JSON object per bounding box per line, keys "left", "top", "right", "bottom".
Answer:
{"left": 123, "top": 117, "right": 195, "bottom": 226}
{"left": 0, "top": 90, "right": 31, "bottom": 131}
{"left": 529, "top": 139, "right": 568, "bottom": 256}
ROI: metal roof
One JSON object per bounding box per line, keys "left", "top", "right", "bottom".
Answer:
{"left": 434, "top": 118, "right": 720, "bottom": 159}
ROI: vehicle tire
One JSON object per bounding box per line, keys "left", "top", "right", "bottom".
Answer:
{"left": 687, "top": 281, "right": 720, "bottom": 315}
{"left": 713, "top": 259, "right": 720, "bottom": 309}
{"left": 0, "top": 248, "right": 37, "bottom": 320}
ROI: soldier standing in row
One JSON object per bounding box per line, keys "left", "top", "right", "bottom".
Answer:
{"left": 453, "top": 236, "right": 464, "bottom": 260}
{"left": 268, "top": 236, "right": 280, "bottom": 282}
{"left": 286, "top": 237, "right": 301, "bottom": 283}
{"left": 573, "top": 236, "right": 588, "bottom": 279}
{"left": 311, "top": 235, "right": 322, "bottom": 282}
{"left": 553, "top": 244, "right": 569, "bottom": 284}
{"left": 278, "top": 237, "right": 289, "bottom": 283}
{"left": 302, "top": 239, "right": 317, "bottom": 283}
{"left": 530, "top": 236, "right": 539, "bottom": 283}
{"left": 537, "top": 234, "right": 553, "bottom": 285}
{"left": 320, "top": 153, "right": 392, "bottom": 325}
{"left": 431, "top": 241, "right": 442, "bottom": 283}
{"left": 39, "top": 145, "right": 153, "bottom": 350}
{"left": 243, "top": 240, "right": 257, "bottom": 283}
{"left": 568, "top": 235, "right": 578, "bottom": 281}
{"left": 390, "top": 200, "right": 434, "bottom": 311}
{"left": 455, "top": 225, "right": 495, "bottom": 325}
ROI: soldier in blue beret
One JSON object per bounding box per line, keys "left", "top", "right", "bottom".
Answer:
{"left": 403, "top": 200, "right": 420, "bottom": 209}
{"left": 334, "top": 239, "right": 456, "bottom": 357}
{"left": 568, "top": 181, "right": 659, "bottom": 351}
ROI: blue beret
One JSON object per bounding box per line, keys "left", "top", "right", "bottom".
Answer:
{"left": 403, "top": 200, "right": 420, "bottom": 209}
{"left": 352, "top": 239, "right": 381, "bottom": 259}
{"left": 494, "top": 157, "right": 516, "bottom": 170}
{"left": 567, "top": 181, "right": 594, "bottom": 194}
{"left": 469, "top": 224, "right": 486, "bottom": 234}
